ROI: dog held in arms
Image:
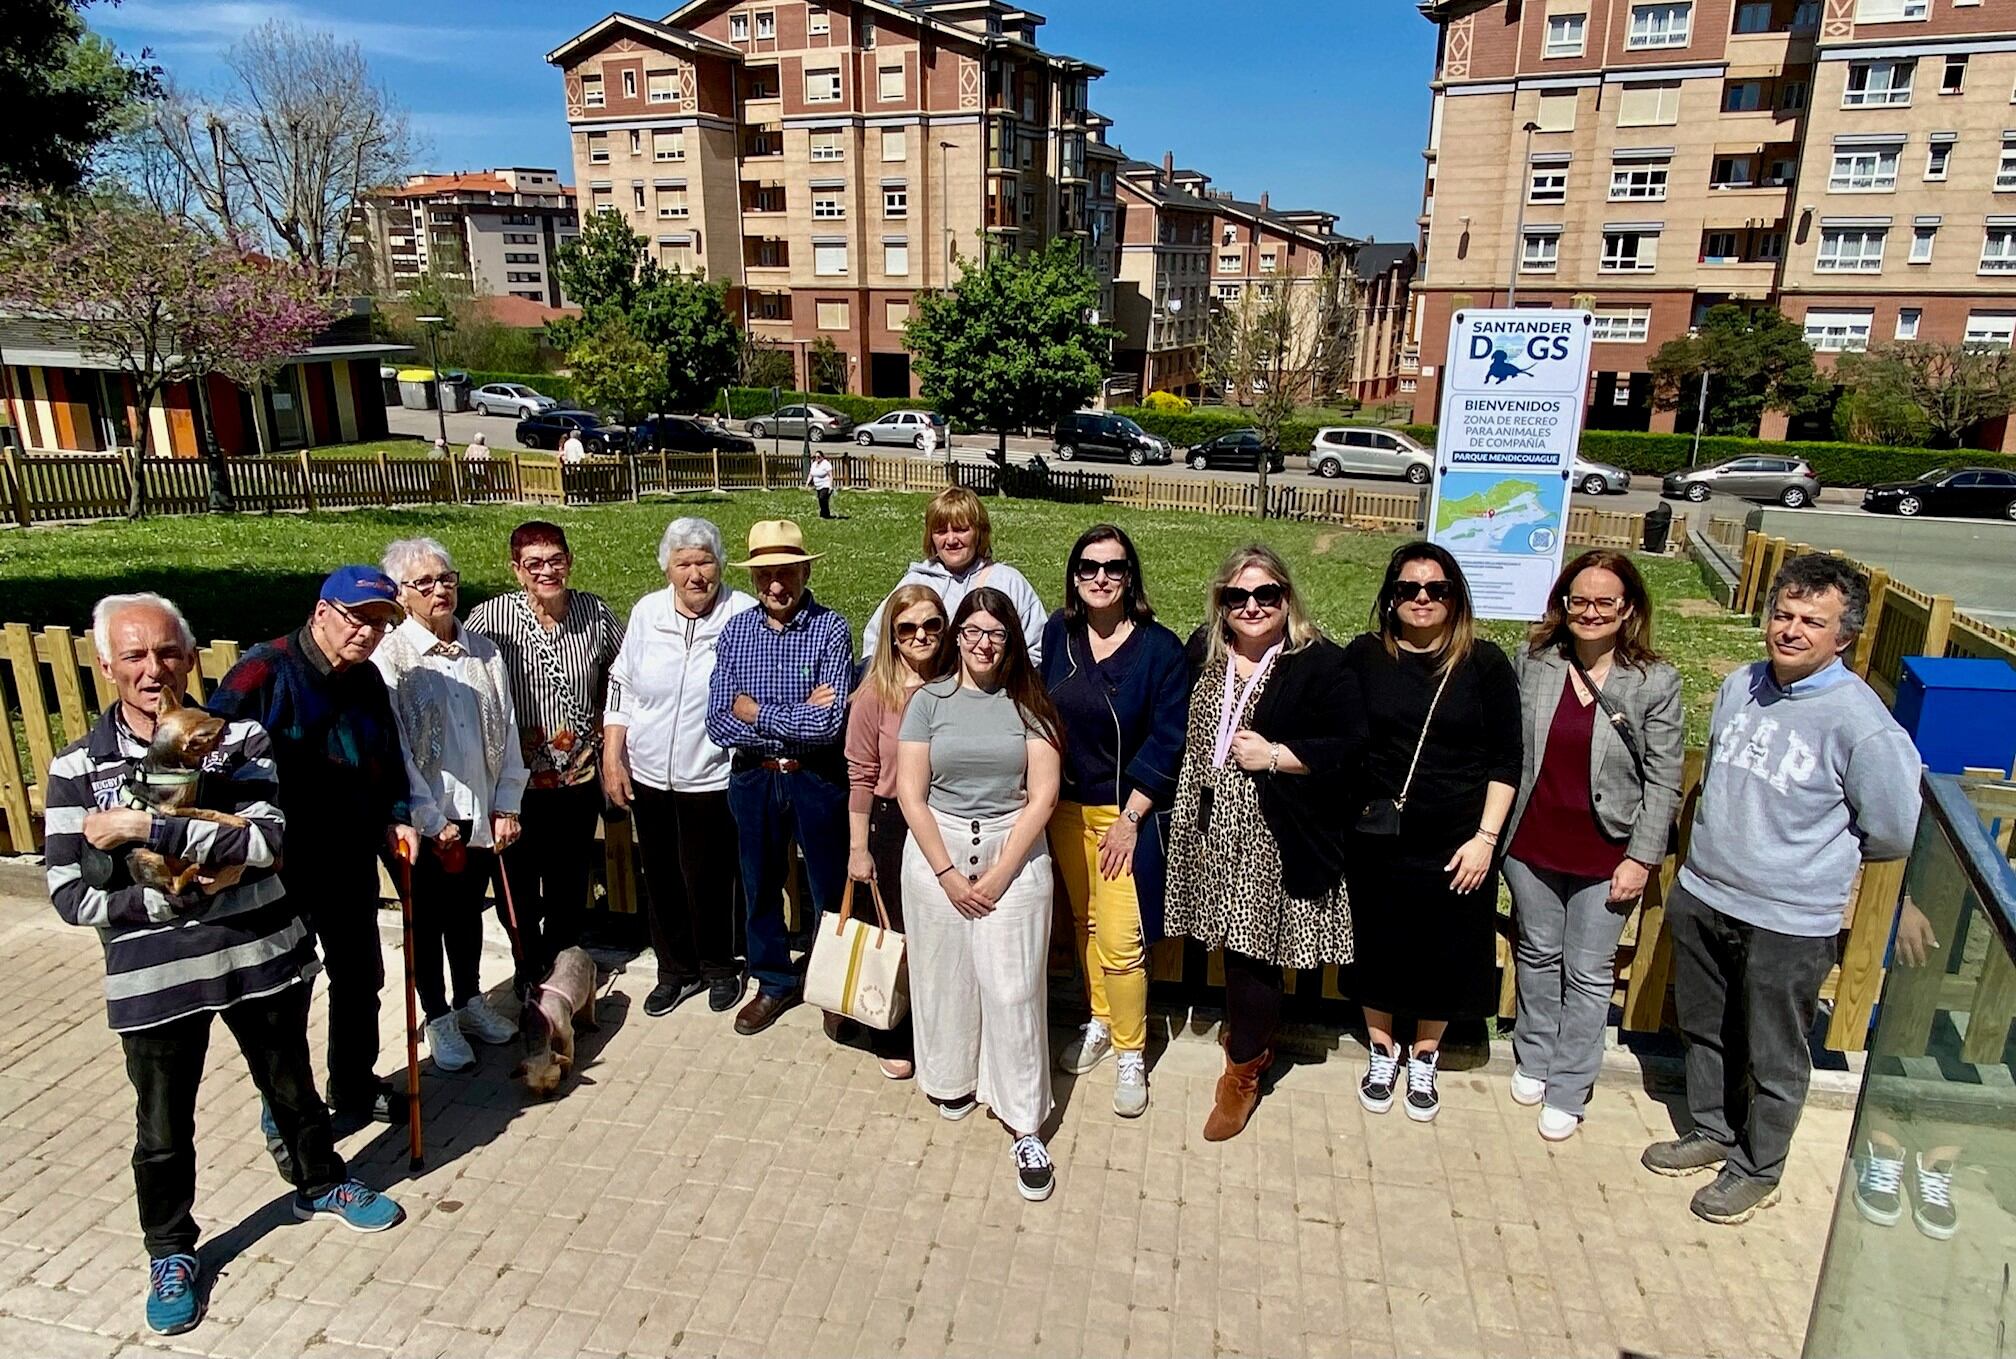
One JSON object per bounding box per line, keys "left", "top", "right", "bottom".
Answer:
{"left": 513, "top": 946, "right": 600, "bottom": 1098}
{"left": 114, "top": 688, "right": 251, "bottom": 895}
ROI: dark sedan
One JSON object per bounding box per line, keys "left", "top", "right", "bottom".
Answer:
{"left": 1861, "top": 467, "right": 2016, "bottom": 520}
{"left": 631, "top": 414, "right": 756, "bottom": 454}
{"left": 1186, "top": 428, "right": 1285, "bottom": 474}
{"left": 515, "top": 409, "right": 627, "bottom": 454}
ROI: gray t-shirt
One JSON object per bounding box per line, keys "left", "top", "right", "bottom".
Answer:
{"left": 898, "top": 681, "right": 1036, "bottom": 819}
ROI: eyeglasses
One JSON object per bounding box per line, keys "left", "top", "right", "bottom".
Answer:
{"left": 1563, "top": 594, "right": 1625, "bottom": 617}
{"left": 517, "top": 553, "right": 571, "bottom": 576}
{"left": 403, "top": 572, "right": 460, "bottom": 594}
{"left": 1393, "top": 580, "right": 1454, "bottom": 603}
{"left": 329, "top": 602, "right": 392, "bottom": 634}
{"left": 1219, "top": 583, "right": 1285, "bottom": 611}
{"left": 895, "top": 617, "right": 946, "bottom": 642}
{"left": 1073, "top": 557, "right": 1131, "bottom": 582}
{"left": 957, "top": 625, "right": 1009, "bottom": 646}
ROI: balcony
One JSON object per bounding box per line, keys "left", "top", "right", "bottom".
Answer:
{"left": 741, "top": 184, "right": 786, "bottom": 215}
{"left": 743, "top": 237, "right": 790, "bottom": 272}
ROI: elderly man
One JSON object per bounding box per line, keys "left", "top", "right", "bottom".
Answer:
{"left": 1643, "top": 555, "right": 1921, "bottom": 1225}
{"left": 705, "top": 519, "right": 853, "bottom": 1035}
{"left": 46, "top": 593, "right": 402, "bottom": 1337}
{"left": 209, "top": 568, "right": 421, "bottom": 1125}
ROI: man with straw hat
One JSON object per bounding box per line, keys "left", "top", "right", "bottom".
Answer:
{"left": 705, "top": 520, "right": 854, "bottom": 1035}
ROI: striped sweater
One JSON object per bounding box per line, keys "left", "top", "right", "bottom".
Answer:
{"left": 44, "top": 707, "right": 314, "bottom": 1033}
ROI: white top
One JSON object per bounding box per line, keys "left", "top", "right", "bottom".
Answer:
{"left": 560, "top": 432, "right": 587, "bottom": 462}
{"left": 807, "top": 456, "right": 835, "bottom": 491}
{"left": 464, "top": 442, "right": 492, "bottom": 461}
{"left": 604, "top": 586, "right": 760, "bottom": 792}
{"left": 858, "top": 557, "right": 1047, "bottom": 664}
{"left": 373, "top": 618, "right": 530, "bottom": 846}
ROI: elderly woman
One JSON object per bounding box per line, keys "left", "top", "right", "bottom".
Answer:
{"left": 373, "top": 537, "right": 529, "bottom": 1075}
{"left": 468, "top": 522, "right": 622, "bottom": 992}
{"left": 858, "top": 486, "right": 1046, "bottom": 665}
{"left": 603, "top": 518, "right": 759, "bottom": 1018}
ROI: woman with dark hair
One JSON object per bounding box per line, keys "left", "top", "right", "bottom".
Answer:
{"left": 1504, "top": 549, "right": 1682, "bottom": 1140}
{"left": 897, "top": 587, "right": 1064, "bottom": 1200}
{"left": 1039, "top": 525, "right": 1191, "bottom": 1118}
{"left": 1341, "top": 542, "right": 1521, "bottom": 1124}
{"left": 1164, "top": 545, "right": 1356, "bottom": 1142}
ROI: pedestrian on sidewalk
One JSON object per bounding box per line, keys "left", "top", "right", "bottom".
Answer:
{"left": 858, "top": 487, "right": 1047, "bottom": 664}
{"left": 1643, "top": 553, "right": 1920, "bottom": 1226}
{"left": 897, "top": 588, "right": 1063, "bottom": 1200}
{"left": 47, "top": 593, "right": 402, "bottom": 1337}
{"left": 210, "top": 567, "right": 422, "bottom": 1126}
{"left": 807, "top": 449, "right": 837, "bottom": 519}
{"left": 560, "top": 429, "right": 587, "bottom": 463}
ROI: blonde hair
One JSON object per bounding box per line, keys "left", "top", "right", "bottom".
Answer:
{"left": 923, "top": 486, "right": 992, "bottom": 563}
{"left": 1203, "top": 544, "right": 1323, "bottom": 670}
{"left": 859, "top": 584, "right": 953, "bottom": 707}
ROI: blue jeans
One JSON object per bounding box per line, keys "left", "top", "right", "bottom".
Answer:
{"left": 727, "top": 760, "right": 851, "bottom": 996}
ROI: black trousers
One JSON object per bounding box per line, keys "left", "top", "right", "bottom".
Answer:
{"left": 123, "top": 983, "right": 345, "bottom": 1259}
{"left": 501, "top": 782, "right": 602, "bottom": 986}
{"left": 816, "top": 487, "right": 834, "bottom": 519}
{"left": 412, "top": 826, "right": 494, "bottom": 1020}
{"left": 286, "top": 855, "right": 385, "bottom": 1107}
{"left": 632, "top": 783, "right": 744, "bottom": 984}
{"left": 863, "top": 796, "right": 914, "bottom": 1062}
{"left": 1669, "top": 882, "right": 1837, "bottom": 1185}
{"left": 1223, "top": 949, "right": 1283, "bottom": 1064}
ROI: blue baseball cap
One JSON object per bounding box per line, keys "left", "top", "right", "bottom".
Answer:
{"left": 319, "top": 565, "right": 404, "bottom": 615}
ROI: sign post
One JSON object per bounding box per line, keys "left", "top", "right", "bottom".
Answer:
{"left": 1425, "top": 308, "right": 1595, "bottom": 621}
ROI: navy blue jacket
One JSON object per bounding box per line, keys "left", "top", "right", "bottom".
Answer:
{"left": 1040, "top": 610, "right": 1193, "bottom": 942}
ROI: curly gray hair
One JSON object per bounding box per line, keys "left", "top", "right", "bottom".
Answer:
{"left": 657, "top": 517, "right": 726, "bottom": 573}
{"left": 382, "top": 537, "right": 456, "bottom": 585}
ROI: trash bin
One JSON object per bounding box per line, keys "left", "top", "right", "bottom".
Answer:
{"left": 437, "top": 371, "right": 472, "bottom": 414}
{"left": 1893, "top": 656, "right": 2016, "bottom": 774}
{"left": 1642, "top": 501, "right": 1674, "bottom": 555}
{"left": 396, "top": 368, "right": 436, "bottom": 410}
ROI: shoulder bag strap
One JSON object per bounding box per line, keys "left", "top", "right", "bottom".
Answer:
{"left": 1565, "top": 650, "right": 1645, "bottom": 783}
{"left": 1393, "top": 664, "right": 1455, "bottom": 811}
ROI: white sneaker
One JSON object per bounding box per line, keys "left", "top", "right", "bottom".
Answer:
{"left": 458, "top": 995, "right": 516, "bottom": 1046}
{"left": 1113, "top": 1050, "right": 1148, "bottom": 1119}
{"left": 426, "top": 1014, "right": 475, "bottom": 1073}
{"left": 1060, "top": 1019, "right": 1112, "bottom": 1075}
{"left": 1538, "top": 1106, "right": 1580, "bottom": 1141}
{"left": 1510, "top": 1068, "right": 1545, "bottom": 1106}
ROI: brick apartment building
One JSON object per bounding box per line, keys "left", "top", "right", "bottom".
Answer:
{"left": 1351, "top": 242, "right": 1419, "bottom": 405}
{"left": 1410, "top": 0, "right": 2016, "bottom": 450}
{"left": 546, "top": 1, "right": 1108, "bottom": 398}
{"left": 353, "top": 168, "right": 581, "bottom": 306}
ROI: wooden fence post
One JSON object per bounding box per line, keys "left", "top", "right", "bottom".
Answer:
{"left": 374, "top": 451, "right": 393, "bottom": 507}
{"left": 3, "top": 624, "right": 56, "bottom": 790}
{"left": 446, "top": 453, "right": 463, "bottom": 505}
{"left": 1, "top": 446, "right": 30, "bottom": 527}
{"left": 1825, "top": 857, "right": 1909, "bottom": 1052}
{"left": 1924, "top": 594, "right": 1955, "bottom": 657}
{"left": 760, "top": 452, "right": 773, "bottom": 491}
{"left": 509, "top": 453, "right": 523, "bottom": 501}
{"left": 710, "top": 448, "right": 722, "bottom": 491}
{"left": 1851, "top": 568, "right": 1890, "bottom": 677}
{"left": 296, "top": 449, "right": 318, "bottom": 513}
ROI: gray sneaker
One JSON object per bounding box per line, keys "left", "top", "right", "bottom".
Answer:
{"left": 1113, "top": 1049, "right": 1148, "bottom": 1118}
{"left": 1060, "top": 1019, "right": 1112, "bottom": 1075}
{"left": 1690, "top": 1168, "right": 1781, "bottom": 1225}
{"left": 1641, "top": 1130, "right": 1730, "bottom": 1177}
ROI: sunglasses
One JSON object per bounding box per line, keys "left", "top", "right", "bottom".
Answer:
{"left": 1219, "top": 583, "right": 1285, "bottom": 611}
{"left": 1073, "top": 557, "right": 1131, "bottom": 582}
{"left": 895, "top": 617, "right": 946, "bottom": 641}
{"left": 1393, "top": 580, "right": 1454, "bottom": 603}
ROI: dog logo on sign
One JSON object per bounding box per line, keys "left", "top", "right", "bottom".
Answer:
{"left": 1480, "top": 340, "right": 1534, "bottom": 385}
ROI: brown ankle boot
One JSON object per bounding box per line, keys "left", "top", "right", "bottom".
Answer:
{"left": 1202, "top": 1048, "right": 1274, "bottom": 1142}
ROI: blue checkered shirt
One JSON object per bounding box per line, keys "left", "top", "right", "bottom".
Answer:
{"left": 705, "top": 592, "right": 853, "bottom": 756}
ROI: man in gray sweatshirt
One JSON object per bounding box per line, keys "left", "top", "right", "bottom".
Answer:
{"left": 1642, "top": 554, "right": 1921, "bottom": 1226}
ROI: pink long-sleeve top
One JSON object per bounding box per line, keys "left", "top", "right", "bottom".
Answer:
{"left": 844, "top": 682, "right": 916, "bottom": 813}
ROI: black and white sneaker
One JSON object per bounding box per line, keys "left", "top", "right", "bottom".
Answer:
{"left": 935, "top": 1093, "right": 977, "bottom": 1121}
{"left": 1012, "top": 1135, "right": 1054, "bottom": 1201}
{"left": 1360, "top": 1041, "right": 1401, "bottom": 1114}
{"left": 1404, "top": 1049, "right": 1441, "bottom": 1123}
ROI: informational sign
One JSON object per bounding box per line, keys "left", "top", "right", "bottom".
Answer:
{"left": 1426, "top": 308, "right": 1595, "bottom": 621}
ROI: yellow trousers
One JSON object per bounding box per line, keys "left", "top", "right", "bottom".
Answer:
{"left": 1050, "top": 801, "right": 1147, "bottom": 1052}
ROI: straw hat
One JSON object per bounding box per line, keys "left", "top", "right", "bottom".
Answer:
{"left": 732, "top": 519, "right": 823, "bottom": 567}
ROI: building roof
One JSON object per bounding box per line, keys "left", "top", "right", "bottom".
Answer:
{"left": 1211, "top": 195, "right": 1356, "bottom": 250}
{"left": 657, "top": 0, "right": 1101, "bottom": 70}
{"left": 369, "top": 172, "right": 575, "bottom": 201}
{"left": 475, "top": 295, "right": 582, "bottom": 329}
{"left": 1115, "top": 160, "right": 1217, "bottom": 213}
{"left": 0, "top": 318, "right": 409, "bottom": 374}
{"left": 1353, "top": 241, "right": 1418, "bottom": 279}
{"left": 547, "top": 12, "right": 743, "bottom": 64}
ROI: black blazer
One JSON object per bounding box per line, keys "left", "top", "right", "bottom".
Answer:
{"left": 1184, "top": 630, "right": 1356, "bottom": 900}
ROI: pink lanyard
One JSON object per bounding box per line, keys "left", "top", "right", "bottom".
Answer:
{"left": 1213, "top": 645, "right": 1280, "bottom": 767}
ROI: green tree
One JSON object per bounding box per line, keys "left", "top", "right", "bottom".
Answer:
{"left": 547, "top": 212, "right": 650, "bottom": 348}
{"left": 740, "top": 331, "right": 795, "bottom": 389}
{"left": 1836, "top": 341, "right": 2016, "bottom": 448}
{"left": 1649, "top": 303, "right": 1828, "bottom": 436}
{"left": 568, "top": 316, "right": 670, "bottom": 434}
{"left": 904, "top": 237, "right": 1113, "bottom": 461}
{"left": 2, "top": 1, "right": 155, "bottom": 195}
{"left": 808, "top": 336, "right": 848, "bottom": 393}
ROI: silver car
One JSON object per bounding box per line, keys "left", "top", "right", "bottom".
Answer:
{"left": 855, "top": 409, "right": 949, "bottom": 449}
{"left": 745, "top": 403, "right": 855, "bottom": 442}
{"left": 1307, "top": 426, "right": 1434, "bottom": 484}
{"left": 1662, "top": 455, "right": 1821, "bottom": 508}
{"left": 1572, "top": 455, "right": 1631, "bottom": 495}
{"left": 472, "top": 382, "right": 558, "bottom": 418}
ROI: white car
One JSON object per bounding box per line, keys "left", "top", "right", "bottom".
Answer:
{"left": 1307, "top": 427, "right": 1434, "bottom": 484}
{"left": 473, "top": 382, "right": 559, "bottom": 419}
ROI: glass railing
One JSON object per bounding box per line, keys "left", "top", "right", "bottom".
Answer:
{"left": 1804, "top": 771, "right": 2016, "bottom": 1358}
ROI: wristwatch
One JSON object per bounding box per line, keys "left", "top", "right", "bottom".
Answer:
{"left": 1122, "top": 808, "right": 1143, "bottom": 825}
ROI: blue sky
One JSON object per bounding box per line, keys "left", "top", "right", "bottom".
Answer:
{"left": 95, "top": 0, "right": 1436, "bottom": 244}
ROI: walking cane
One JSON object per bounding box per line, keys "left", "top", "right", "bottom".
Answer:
{"left": 394, "top": 841, "right": 425, "bottom": 1171}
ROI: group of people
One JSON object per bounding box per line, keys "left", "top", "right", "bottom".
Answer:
{"left": 45, "top": 485, "right": 1922, "bottom": 1335}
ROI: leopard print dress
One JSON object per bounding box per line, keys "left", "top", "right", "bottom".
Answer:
{"left": 1163, "top": 660, "right": 1354, "bottom": 969}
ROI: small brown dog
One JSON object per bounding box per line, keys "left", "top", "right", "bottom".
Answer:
{"left": 123, "top": 688, "right": 251, "bottom": 896}
{"left": 512, "top": 946, "right": 599, "bottom": 1098}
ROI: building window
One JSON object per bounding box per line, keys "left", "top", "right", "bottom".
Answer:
{"left": 882, "top": 129, "right": 906, "bottom": 161}
{"left": 756, "top": 11, "right": 775, "bottom": 38}
{"left": 1896, "top": 308, "right": 1921, "bottom": 340}
{"left": 632, "top": 184, "right": 646, "bottom": 211}
{"left": 1816, "top": 226, "right": 1887, "bottom": 271}
{"left": 730, "top": 13, "right": 749, "bottom": 40}
{"left": 628, "top": 130, "right": 641, "bottom": 156}
{"left": 860, "top": 15, "right": 875, "bottom": 47}
{"left": 1926, "top": 141, "right": 1952, "bottom": 180}
{"left": 504, "top": 252, "right": 539, "bottom": 264}
{"left": 1627, "top": 3, "right": 1692, "bottom": 49}
{"left": 1803, "top": 309, "right": 1873, "bottom": 351}
{"left": 622, "top": 70, "right": 637, "bottom": 99}
{"left": 655, "top": 188, "right": 688, "bottom": 219}
{"left": 1218, "top": 252, "right": 1240, "bottom": 272}
{"left": 648, "top": 71, "right": 677, "bottom": 104}
{"left": 1855, "top": 0, "right": 1928, "bottom": 19}
{"left": 1536, "top": 88, "right": 1577, "bottom": 132}
{"left": 1703, "top": 231, "right": 1740, "bottom": 262}
{"left": 1616, "top": 81, "right": 1681, "bottom": 126}
{"left": 1521, "top": 232, "right": 1559, "bottom": 272}
{"left": 1911, "top": 224, "right": 1937, "bottom": 261}
{"left": 1733, "top": 2, "right": 1772, "bottom": 32}
{"left": 1710, "top": 154, "right": 1755, "bottom": 187}
{"left": 813, "top": 242, "right": 847, "bottom": 276}
{"left": 805, "top": 67, "right": 840, "bottom": 102}
{"left": 1793, "top": 0, "right": 1820, "bottom": 27}
{"left": 808, "top": 5, "right": 829, "bottom": 34}
{"left": 1779, "top": 79, "right": 1808, "bottom": 110}
{"left": 1829, "top": 147, "right": 1899, "bottom": 191}
{"left": 588, "top": 133, "right": 609, "bottom": 164}
{"left": 1592, "top": 307, "right": 1650, "bottom": 342}
{"left": 812, "top": 188, "right": 844, "bottom": 219}
{"left": 1757, "top": 230, "right": 1785, "bottom": 259}
{"left": 1943, "top": 55, "right": 1967, "bottom": 94}
{"left": 1259, "top": 252, "right": 1277, "bottom": 273}
{"left": 1528, "top": 166, "right": 1568, "bottom": 203}
{"left": 1998, "top": 139, "right": 2016, "bottom": 190}
{"left": 1725, "top": 81, "right": 1766, "bottom": 113}
{"left": 1844, "top": 60, "right": 1914, "bottom": 107}
{"left": 591, "top": 194, "right": 614, "bottom": 215}
{"left": 816, "top": 299, "right": 847, "bottom": 329}
{"left": 878, "top": 65, "right": 904, "bottom": 100}
{"left": 1981, "top": 227, "right": 2016, "bottom": 273}
{"left": 1964, "top": 313, "right": 2016, "bottom": 349}
{"left": 883, "top": 185, "right": 908, "bottom": 217}
{"left": 1601, "top": 231, "right": 1658, "bottom": 271}
{"left": 1545, "top": 13, "right": 1586, "bottom": 57}
{"left": 1609, "top": 161, "right": 1669, "bottom": 200}
{"left": 886, "top": 299, "right": 909, "bottom": 329}
{"left": 810, "top": 130, "right": 843, "bottom": 161}
{"left": 884, "top": 240, "right": 909, "bottom": 275}
{"left": 1215, "top": 283, "right": 1241, "bottom": 301}
{"left": 582, "top": 75, "right": 604, "bottom": 108}
{"left": 651, "top": 130, "right": 686, "bottom": 162}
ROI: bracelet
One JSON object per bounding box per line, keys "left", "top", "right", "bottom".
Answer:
{"left": 1267, "top": 743, "right": 1281, "bottom": 775}
{"left": 1476, "top": 828, "right": 1501, "bottom": 844}
{"left": 932, "top": 864, "right": 956, "bottom": 878}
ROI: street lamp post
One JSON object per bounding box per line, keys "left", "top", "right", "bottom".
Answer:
{"left": 416, "top": 315, "right": 449, "bottom": 454}
{"left": 1506, "top": 121, "right": 1541, "bottom": 307}
{"left": 1691, "top": 368, "right": 1711, "bottom": 467}
{"left": 939, "top": 140, "right": 956, "bottom": 288}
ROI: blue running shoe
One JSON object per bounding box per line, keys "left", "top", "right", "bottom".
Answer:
{"left": 293, "top": 1180, "right": 405, "bottom": 1233}
{"left": 145, "top": 1253, "right": 203, "bottom": 1335}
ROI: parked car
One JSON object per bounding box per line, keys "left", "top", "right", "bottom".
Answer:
{"left": 1572, "top": 454, "right": 1631, "bottom": 495}
{"left": 1052, "top": 411, "right": 1173, "bottom": 465}
{"left": 515, "top": 409, "right": 627, "bottom": 455}
{"left": 1861, "top": 466, "right": 2016, "bottom": 520}
{"left": 1662, "top": 455, "right": 1819, "bottom": 507}
{"left": 631, "top": 414, "right": 756, "bottom": 454}
{"left": 472, "top": 382, "right": 558, "bottom": 419}
{"left": 745, "top": 403, "right": 854, "bottom": 442}
{"left": 1185, "top": 428, "right": 1286, "bottom": 474}
{"left": 1306, "top": 426, "right": 1434, "bottom": 484}
{"left": 854, "top": 409, "right": 949, "bottom": 449}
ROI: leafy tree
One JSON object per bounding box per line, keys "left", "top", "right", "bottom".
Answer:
{"left": 547, "top": 212, "right": 650, "bottom": 349}
{"left": 1, "top": 0, "right": 156, "bottom": 195}
{"left": 1835, "top": 341, "right": 2016, "bottom": 448}
{"left": 1649, "top": 303, "right": 1828, "bottom": 436}
{"left": 569, "top": 316, "right": 670, "bottom": 435}
{"left": 904, "top": 237, "right": 1113, "bottom": 461}
{"left": 740, "top": 331, "right": 795, "bottom": 389}
{"left": 1832, "top": 385, "right": 1931, "bottom": 448}
{"left": 808, "top": 336, "right": 848, "bottom": 394}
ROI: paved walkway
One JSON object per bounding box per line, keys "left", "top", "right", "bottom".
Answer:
{"left": 0, "top": 886, "right": 1848, "bottom": 1358}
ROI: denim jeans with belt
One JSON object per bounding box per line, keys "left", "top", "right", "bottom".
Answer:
{"left": 727, "top": 755, "right": 851, "bottom": 996}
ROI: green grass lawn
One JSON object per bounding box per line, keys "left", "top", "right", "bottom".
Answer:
{"left": 0, "top": 490, "right": 1757, "bottom": 740}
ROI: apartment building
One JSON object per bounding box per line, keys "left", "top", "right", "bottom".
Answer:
{"left": 1112, "top": 154, "right": 1214, "bottom": 398}
{"left": 353, "top": 169, "right": 580, "bottom": 305}
{"left": 1410, "top": 0, "right": 2016, "bottom": 449}
{"left": 546, "top": 1, "right": 1104, "bottom": 397}
{"left": 1351, "top": 242, "right": 1420, "bottom": 404}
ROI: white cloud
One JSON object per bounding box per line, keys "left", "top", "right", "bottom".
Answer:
{"left": 102, "top": 0, "right": 547, "bottom": 66}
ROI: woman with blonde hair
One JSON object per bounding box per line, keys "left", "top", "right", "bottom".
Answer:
{"left": 842, "top": 583, "right": 956, "bottom": 1079}
{"left": 858, "top": 485, "right": 1047, "bottom": 664}
{"left": 1164, "top": 545, "right": 1356, "bottom": 1142}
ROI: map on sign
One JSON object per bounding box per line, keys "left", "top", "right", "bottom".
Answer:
{"left": 1433, "top": 472, "right": 1563, "bottom": 556}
